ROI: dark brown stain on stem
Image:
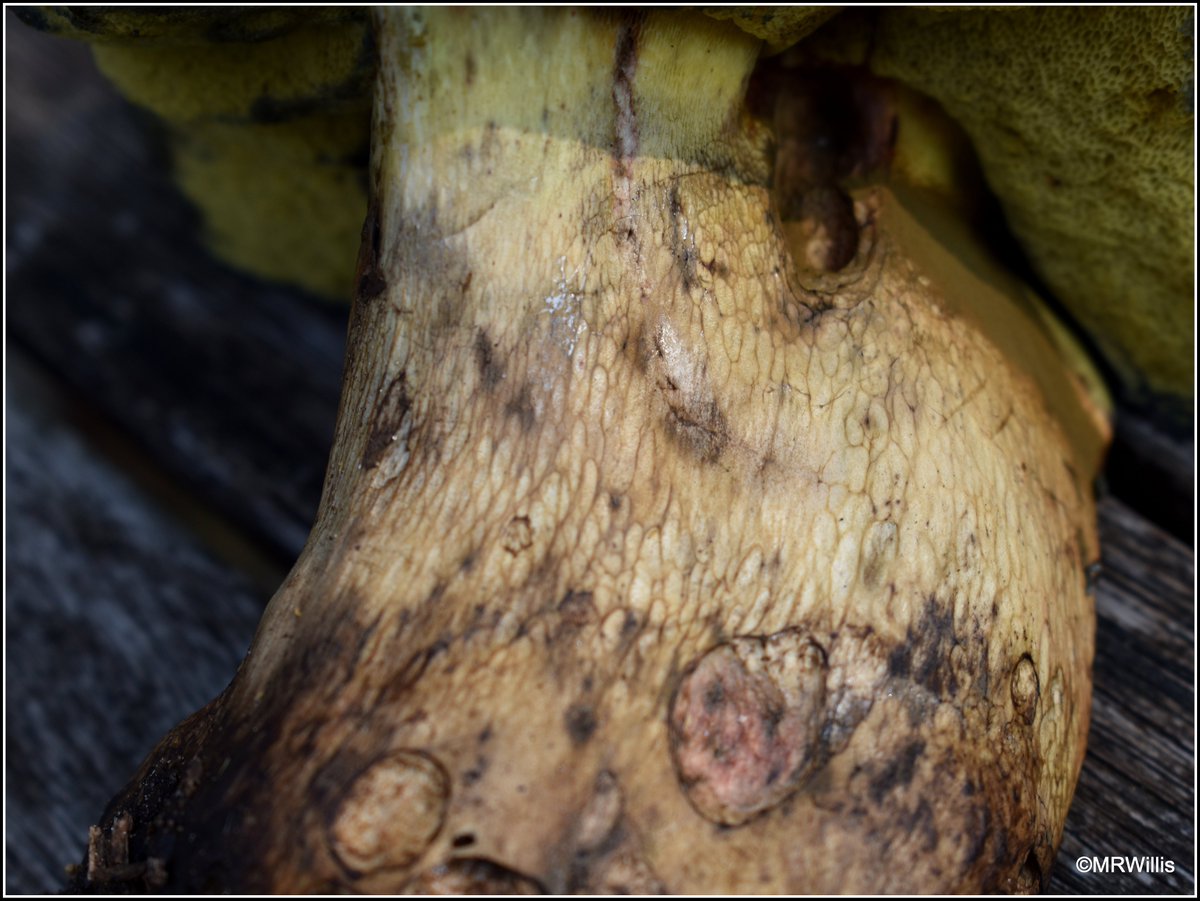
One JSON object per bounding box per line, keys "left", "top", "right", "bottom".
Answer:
{"left": 505, "top": 384, "right": 536, "bottom": 432}
{"left": 355, "top": 202, "right": 387, "bottom": 301}
{"left": 611, "top": 17, "right": 640, "bottom": 178}
{"left": 565, "top": 704, "right": 598, "bottom": 746}
{"left": 362, "top": 373, "right": 411, "bottom": 470}
{"left": 474, "top": 329, "right": 505, "bottom": 390}
{"left": 668, "top": 184, "right": 698, "bottom": 291}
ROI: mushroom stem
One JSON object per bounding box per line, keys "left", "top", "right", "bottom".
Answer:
{"left": 74, "top": 8, "right": 1097, "bottom": 893}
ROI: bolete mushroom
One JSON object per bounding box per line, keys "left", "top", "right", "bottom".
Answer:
{"left": 51, "top": 7, "right": 1112, "bottom": 893}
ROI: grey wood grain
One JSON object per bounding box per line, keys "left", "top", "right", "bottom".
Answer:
{"left": 4, "top": 355, "right": 265, "bottom": 894}
{"left": 1050, "top": 499, "right": 1195, "bottom": 893}
{"left": 5, "top": 10, "right": 347, "bottom": 563}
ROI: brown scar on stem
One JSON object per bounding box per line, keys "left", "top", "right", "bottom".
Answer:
{"left": 474, "top": 329, "right": 505, "bottom": 389}
{"left": 361, "top": 373, "right": 411, "bottom": 470}
{"left": 355, "top": 200, "right": 387, "bottom": 301}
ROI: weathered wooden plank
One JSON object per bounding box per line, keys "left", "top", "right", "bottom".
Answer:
{"left": 1050, "top": 498, "right": 1195, "bottom": 893}
{"left": 5, "top": 13, "right": 347, "bottom": 563}
{"left": 4, "top": 356, "right": 265, "bottom": 894}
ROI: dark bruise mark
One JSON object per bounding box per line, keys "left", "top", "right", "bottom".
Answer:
{"left": 464, "top": 52, "right": 476, "bottom": 86}
{"left": 627, "top": 323, "right": 650, "bottom": 374}
{"left": 609, "top": 493, "right": 622, "bottom": 510}
{"left": 886, "top": 595, "right": 957, "bottom": 695}
{"left": 972, "top": 637, "right": 991, "bottom": 701}
{"left": 395, "top": 646, "right": 432, "bottom": 692}
{"left": 452, "top": 833, "right": 477, "bottom": 849}
{"left": 703, "top": 678, "right": 726, "bottom": 713}
{"left": 986, "top": 824, "right": 1012, "bottom": 886}
{"left": 505, "top": 384, "right": 536, "bottom": 432}
{"left": 962, "top": 799, "right": 992, "bottom": 871}
{"left": 620, "top": 611, "right": 639, "bottom": 638}
{"left": 426, "top": 636, "right": 451, "bottom": 663}
{"left": 355, "top": 202, "right": 387, "bottom": 302}
{"left": 465, "top": 602, "right": 489, "bottom": 638}
{"left": 462, "top": 757, "right": 488, "bottom": 786}
{"left": 868, "top": 739, "right": 925, "bottom": 804}
{"left": 558, "top": 591, "right": 597, "bottom": 628}
{"left": 668, "top": 184, "right": 697, "bottom": 290}
{"left": 565, "top": 704, "right": 598, "bottom": 746}
{"left": 412, "top": 580, "right": 451, "bottom": 638}
{"left": 474, "top": 329, "right": 505, "bottom": 389}
{"left": 908, "top": 799, "right": 940, "bottom": 852}
{"left": 762, "top": 703, "right": 785, "bottom": 740}
{"left": 347, "top": 612, "right": 383, "bottom": 677}
{"left": 1084, "top": 559, "right": 1102, "bottom": 594}
{"left": 643, "top": 324, "right": 729, "bottom": 464}
{"left": 362, "top": 373, "right": 411, "bottom": 470}
{"left": 664, "top": 396, "right": 729, "bottom": 464}
{"left": 611, "top": 17, "right": 640, "bottom": 173}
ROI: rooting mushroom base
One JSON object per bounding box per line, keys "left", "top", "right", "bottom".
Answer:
{"left": 74, "top": 9, "right": 1095, "bottom": 894}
